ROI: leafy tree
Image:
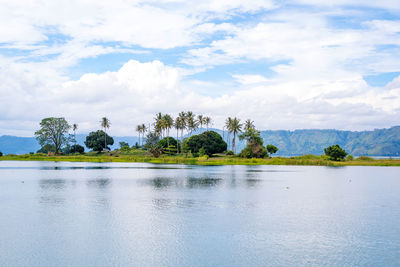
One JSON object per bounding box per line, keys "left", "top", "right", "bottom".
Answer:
{"left": 69, "top": 144, "right": 85, "bottom": 154}
{"left": 34, "top": 117, "right": 71, "bottom": 154}
{"left": 100, "top": 117, "right": 111, "bottom": 150}
{"left": 239, "top": 128, "right": 268, "bottom": 158}
{"left": 0, "top": 151, "right": 3, "bottom": 157}
{"left": 324, "top": 144, "right": 347, "bottom": 161}
{"left": 85, "top": 130, "right": 114, "bottom": 152}
{"left": 157, "top": 137, "right": 177, "bottom": 149}
{"left": 144, "top": 131, "right": 160, "bottom": 150}
{"left": 186, "top": 131, "right": 227, "bottom": 156}
{"left": 266, "top": 144, "right": 278, "bottom": 155}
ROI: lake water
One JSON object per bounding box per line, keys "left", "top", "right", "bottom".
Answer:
{"left": 0, "top": 161, "right": 399, "bottom": 266}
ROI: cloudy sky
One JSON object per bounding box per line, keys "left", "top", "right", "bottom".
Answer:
{"left": 1, "top": 0, "right": 400, "bottom": 136}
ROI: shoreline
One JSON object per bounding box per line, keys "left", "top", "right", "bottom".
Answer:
{"left": 1, "top": 154, "right": 400, "bottom": 166}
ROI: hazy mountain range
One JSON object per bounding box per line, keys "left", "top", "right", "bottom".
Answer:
{"left": 1, "top": 126, "right": 399, "bottom": 156}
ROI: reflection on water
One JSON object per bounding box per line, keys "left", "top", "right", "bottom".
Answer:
{"left": 39, "top": 179, "right": 67, "bottom": 190}
{"left": 186, "top": 177, "right": 222, "bottom": 188}
{"left": 0, "top": 161, "right": 399, "bottom": 266}
{"left": 87, "top": 178, "right": 111, "bottom": 189}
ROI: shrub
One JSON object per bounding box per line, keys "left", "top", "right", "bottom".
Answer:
{"left": 0, "top": 151, "right": 2, "bottom": 157}
{"left": 69, "top": 144, "right": 85, "bottom": 154}
{"left": 239, "top": 145, "right": 268, "bottom": 158}
{"left": 186, "top": 131, "right": 227, "bottom": 156}
{"left": 266, "top": 144, "right": 278, "bottom": 155}
{"left": 324, "top": 144, "right": 347, "bottom": 161}
{"left": 226, "top": 150, "right": 234, "bottom": 156}
{"left": 346, "top": 154, "right": 354, "bottom": 161}
{"left": 199, "top": 147, "right": 206, "bottom": 157}
{"left": 157, "top": 137, "right": 178, "bottom": 149}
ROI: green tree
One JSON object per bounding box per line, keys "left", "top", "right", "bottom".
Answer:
{"left": 157, "top": 137, "right": 177, "bottom": 149}
{"left": 197, "top": 114, "right": 206, "bottom": 132}
{"left": 204, "top": 116, "right": 212, "bottom": 131}
{"left": 186, "top": 131, "right": 227, "bottom": 156}
{"left": 324, "top": 144, "right": 347, "bottom": 161}
{"left": 100, "top": 117, "right": 111, "bottom": 150}
{"left": 227, "top": 117, "right": 242, "bottom": 154}
{"left": 266, "top": 144, "right": 278, "bottom": 155}
{"left": 37, "top": 144, "right": 56, "bottom": 154}
{"left": 186, "top": 111, "right": 197, "bottom": 136}
{"left": 85, "top": 130, "right": 114, "bottom": 153}
{"left": 68, "top": 144, "right": 85, "bottom": 154}
{"left": 72, "top": 123, "right": 78, "bottom": 146}
{"left": 244, "top": 119, "right": 255, "bottom": 131}
{"left": 34, "top": 117, "right": 71, "bottom": 154}
{"left": 239, "top": 128, "right": 268, "bottom": 158}
{"left": 136, "top": 124, "right": 142, "bottom": 146}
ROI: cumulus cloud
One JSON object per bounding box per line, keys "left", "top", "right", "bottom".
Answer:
{"left": 1, "top": 0, "right": 400, "bottom": 136}
{"left": 1, "top": 59, "right": 399, "bottom": 136}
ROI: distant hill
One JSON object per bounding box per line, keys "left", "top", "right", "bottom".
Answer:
{"left": 1, "top": 126, "right": 399, "bottom": 156}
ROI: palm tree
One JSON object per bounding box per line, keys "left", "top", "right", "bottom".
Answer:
{"left": 136, "top": 124, "right": 142, "bottom": 146}
{"left": 100, "top": 117, "right": 111, "bottom": 151}
{"left": 244, "top": 119, "right": 255, "bottom": 131}
{"left": 230, "top": 117, "right": 242, "bottom": 154}
{"left": 72, "top": 123, "right": 78, "bottom": 146}
{"left": 178, "top": 111, "right": 187, "bottom": 144}
{"left": 141, "top": 123, "right": 147, "bottom": 146}
{"left": 186, "top": 111, "right": 197, "bottom": 136}
{"left": 204, "top": 117, "right": 212, "bottom": 131}
{"left": 174, "top": 116, "right": 184, "bottom": 153}
{"left": 163, "top": 114, "right": 174, "bottom": 147}
{"left": 197, "top": 115, "right": 206, "bottom": 132}
{"left": 154, "top": 112, "right": 163, "bottom": 137}
{"left": 225, "top": 117, "right": 233, "bottom": 150}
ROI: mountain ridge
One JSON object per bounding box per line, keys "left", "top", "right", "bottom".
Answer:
{"left": 1, "top": 126, "right": 399, "bottom": 156}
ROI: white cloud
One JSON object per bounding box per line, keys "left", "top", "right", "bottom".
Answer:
{"left": 1, "top": 59, "right": 400, "bottom": 137}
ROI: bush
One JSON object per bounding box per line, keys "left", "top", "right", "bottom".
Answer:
{"left": 226, "top": 150, "right": 234, "bottom": 156}
{"left": 239, "top": 145, "right": 268, "bottom": 158}
{"left": 266, "top": 144, "right": 278, "bottom": 155}
{"left": 186, "top": 131, "right": 227, "bottom": 156}
{"left": 157, "top": 137, "right": 178, "bottom": 149}
{"left": 346, "top": 154, "right": 354, "bottom": 161}
{"left": 324, "top": 144, "right": 347, "bottom": 161}
{"left": 37, "top": 144, "right": 56, "bottom": 154}
{"left": 0, "top": 151, "right": 2, "bottom": 157}
{"left": 199, "top": 147, "right": 206, "bottom": 157}
{"left": 69, "top": 144, "right": 85, "bottom": 154}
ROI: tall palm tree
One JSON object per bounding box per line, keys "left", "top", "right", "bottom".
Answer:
{"left": 141, "top": 123, "right": 147, "bottom": 146}
{"left": 154, "top": 112, "right": 163, "bottom": 137}
{"left": 178, "top": 111, "right": 187, "bottom": 144}
{"left": 163, "top": 114, "right": 174, "bottom": 147}
{"left": 204, "top": 117, "right": 211, "bottom": 131}
{"left": 244, "top": 119, "right": 255, "bottom": 131}
{"left": 72, "top": 123, "right": 78, "bottom": 146}
{"left": 230, "top": 117, "right": 242, "bottom": 154}
{"left": 136, "top": 124, "right": 142, "bottom": 146}
{"left": 186, "top": 111, "right": 197, "bottom": 136}
{"left": 197, "top": 115, "right": 206, "bottom": 132}
{"left": 225, "top": 117, "right": 233, "bottom": 150}
{"left": 100, "top": 117, "right": 111, "bottom": 151}
{"left": 174, "top": 116, "right": 184, "bottom": 153}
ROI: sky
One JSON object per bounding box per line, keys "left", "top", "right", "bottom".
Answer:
{"left": 0, "top": 0, "right": 400, "bottom": 136}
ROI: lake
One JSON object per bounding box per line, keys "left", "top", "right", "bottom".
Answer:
{"left": 0, "top": 161, "right": 399, "bottom": 266}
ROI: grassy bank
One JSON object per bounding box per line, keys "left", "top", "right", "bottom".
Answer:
{"left": 1, "top": 152, "right": 400, "bottom": 166}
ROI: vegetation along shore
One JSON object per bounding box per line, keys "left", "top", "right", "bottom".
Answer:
{"left": 0, "top": 111, "right": 399, "bottom": 166}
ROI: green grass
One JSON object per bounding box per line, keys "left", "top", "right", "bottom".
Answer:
{"left": 1, "top": 153, "right": 400, "bottom": 166}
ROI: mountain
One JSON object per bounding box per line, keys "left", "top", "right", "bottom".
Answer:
{"left": 1, "top": 126, "right": 399, "bottom": 156}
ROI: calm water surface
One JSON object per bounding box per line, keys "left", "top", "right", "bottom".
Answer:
{"left": 0, "top": 161, "right": 399, "bottom": 266}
